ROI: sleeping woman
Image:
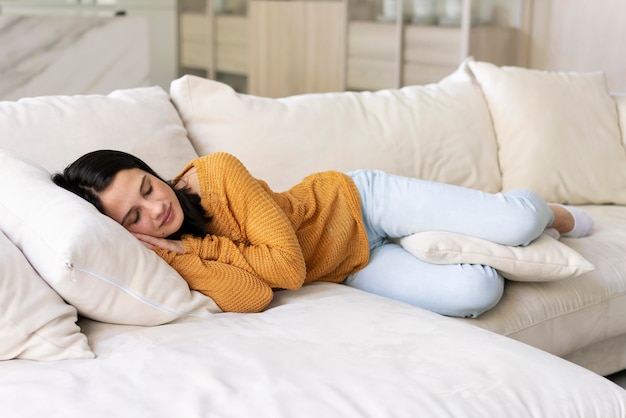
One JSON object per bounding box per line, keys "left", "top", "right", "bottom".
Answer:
{"left": 52, "top": 150, "right": 594, "bottom": 317}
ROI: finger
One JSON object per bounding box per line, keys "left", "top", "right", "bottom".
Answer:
{"left": 132, "top": 233, "right": 158, "bottom": 247}
{"left": 132, "top": 232, "right": 155, "bottom": 243}
{"left": 139, "top": 240, "right": 154, "bottom": 250}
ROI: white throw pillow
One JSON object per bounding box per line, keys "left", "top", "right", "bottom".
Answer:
{"left": 170, "top": 60, "right": 501, "bottom": 193}
{"left": 468, "top": 60, "right": 626, "bottom": 204}
{"left": 0, "top": 86, "right": 198, "bottom": 179}
{"left": 0, "top": 151, "right": 221, "bottom": 325}
{"left": 396, "top": 231, "right": 595, "bottom": 282}
{"left": 0, "top": 230, "right": 94, "bottom": 360}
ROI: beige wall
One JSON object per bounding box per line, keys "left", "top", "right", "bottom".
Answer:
{"left": 529, "top": 0, "right": 626, "bottom": 93}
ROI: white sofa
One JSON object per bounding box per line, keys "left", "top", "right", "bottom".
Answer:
{"left": 0, "top": 59, "right": 625, "bottom": 417}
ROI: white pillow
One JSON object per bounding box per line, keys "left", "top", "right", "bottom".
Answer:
{"left": 0, "top": 151, "right": 221, "bottom": 325}
{"left": 0, "top": 86, "right": 198, "bottom": 179}
{"left": 396, "top": 231, "right": 595, "bottom": 282}
{"left": 468, "top": 60, "right": 626, "bottom": 205}
{"left": 0, "top": 230, "right": 94, "bottom": 360}
{"left": 170, "top": 59, "right": 501, "bottom": 193}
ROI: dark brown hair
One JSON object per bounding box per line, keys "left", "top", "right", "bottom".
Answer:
{"left": 52, "top": 150, "right": 210, "bottom": 239}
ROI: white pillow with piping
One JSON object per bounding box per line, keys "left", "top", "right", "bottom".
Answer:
{"left": 0, "top": 230, "right": 94, "bottom": 360}
{"left": 0, "top": 151, "right": 221, "bottom": 325}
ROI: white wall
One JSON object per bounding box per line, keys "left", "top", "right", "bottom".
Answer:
{"left": 529, "top": 0, "right": 626, "bottom": 93}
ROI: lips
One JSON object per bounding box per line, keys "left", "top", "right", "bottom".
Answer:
{"left": 161, "top": 204, "right": 172, "bottom": 227}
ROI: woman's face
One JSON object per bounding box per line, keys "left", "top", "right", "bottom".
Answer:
{"left": 99, "top": 168, "right": 184, "bottom": 238}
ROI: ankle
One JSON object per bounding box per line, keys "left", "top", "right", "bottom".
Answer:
{"left": 548, "top": 204, "right": 595, "bottom": 238}
{"left": 548, "top": 204, "right": 575, "bottom": 234}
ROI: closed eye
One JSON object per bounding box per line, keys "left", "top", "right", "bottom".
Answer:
{"left": 131, "top": 209, "right": 141, "bottom": 225}
{"left": 133, "top": 179, "right": 152, "bottom": 223}
{"left": 120, "top": 174, "right": 149, "bottom": 227}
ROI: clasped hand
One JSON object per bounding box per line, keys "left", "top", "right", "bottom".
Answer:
{"left": 132, "top": 233, "right": 184, "bottom": 254}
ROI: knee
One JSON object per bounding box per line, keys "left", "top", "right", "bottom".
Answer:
{"left": 503, "top": 189, "right": 553, "bottom": 246}
{"left": 507, "top": 211, "right": 546, "bottom": 246}
{"left": 446, "top": 265, "right": 504, "bottom": 318}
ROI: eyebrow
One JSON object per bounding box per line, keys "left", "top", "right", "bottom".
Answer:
{"left": 120, "top": 174, "right": 148, "bottom": 226}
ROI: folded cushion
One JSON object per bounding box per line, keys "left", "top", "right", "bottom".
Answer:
{"left": 170, "top": 59, "right": 502, "bottom": 193}
{"left": 0, "top": 230, "right": 94, "bottom": 360}
{"left": 0, "top": 151, "right": 221, "bottom": 325}
{"left": 396, "top": 231, "right": 595, "bottom": 282}
{"left": 468, "top": 60, "right": 626, "bottom": 204}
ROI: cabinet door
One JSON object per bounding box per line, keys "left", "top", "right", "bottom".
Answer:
{"left": 347, "top": 21, "right": 398, "bottom": 91}
{"left": 248, "top": 0, "right": 346, "bottom": 97}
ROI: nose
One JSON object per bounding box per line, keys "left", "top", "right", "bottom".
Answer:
{"left": 146, "top": 199, "right": 165, "bottom": 221}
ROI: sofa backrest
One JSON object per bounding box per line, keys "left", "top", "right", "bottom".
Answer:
{"left": 2, "top": 59, "right": 625, "bottom": 206}
{"left": 170, "top": 59, "right": 502, "bottom": 193}
{"left": 171, "top": 59, "right": 626, "bottom": 205}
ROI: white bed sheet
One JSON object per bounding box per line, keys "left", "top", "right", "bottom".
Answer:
{"left": 1, "top": 283, "right": 625, "bottom": 418}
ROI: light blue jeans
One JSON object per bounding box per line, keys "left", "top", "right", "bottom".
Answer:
{"left": 344, "top": 170, "right": 554, "bottom": 318}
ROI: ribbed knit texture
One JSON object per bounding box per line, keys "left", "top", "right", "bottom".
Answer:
{"left": 156, "top": 153, "right": 369, "bottom": 313}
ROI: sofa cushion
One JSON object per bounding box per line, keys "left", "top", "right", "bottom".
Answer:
{"left": 0, "top": 86, "right": 198, "bottom": 179}
{"left": 396, "top": 231, "right": 594, "bottom": 282}
{"left": 170, "top": 60, "right": 501, "bottom": 193}
{"left": 461, "top": 205, "right": 626, "bottom": 373}
{"left": 0, "top": 151, "right": 221, "bottom": 325}
{"left": 0, "top": 230, "right": 94, "bottom": 361}
{"left": 468, "top": 60, "right": 626, "bottom": 205}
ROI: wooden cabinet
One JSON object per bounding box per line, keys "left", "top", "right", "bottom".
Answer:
{"left": 178, "top": 0, "right": 529, "bottom": 96}
{"left": 347, "top": 21, "right": 399, "bottom": 89}
{"left": 346, "top": 0, "right": 530, "bottom": 90}
{"left": 179, "top": 6, "right": 248, "bottom": 91}
{"left": 215, "top": 15, "right": 249, "bottom": 75}
{"left": 180, "top": 0, "right": 345, "bottom": 97}
{"left": 248, "top": 0, "right": 346, "bottom": 97}
{"left": 180, "top": 12, "right": 211, "bottom": 70}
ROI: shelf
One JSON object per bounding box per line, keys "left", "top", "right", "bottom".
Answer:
{"left": 179, "top": 1, "right": 527, "bottom": 96}
{"left": 345, "top": 20, "right": 521, "bottom": 90}
{"left": 346, "top": 21, "right": 397, "bottom": 90}
{"left": 216, "top": 15, "right": 248, "bottom": 75}
{"left": 179, "top": 12, "right": 248, "bottom": 75}
{"left": 180, "top": 12, "right": 209, "bottom": 69}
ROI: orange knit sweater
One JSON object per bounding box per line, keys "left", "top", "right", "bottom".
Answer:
{"left": 155, "top": 153, "right": 369, "bottom": 313}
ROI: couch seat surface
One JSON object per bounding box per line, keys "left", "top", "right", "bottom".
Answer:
{"left": 461, "top": 205, "right": 626, "bottom": 374}
{"left": 0, "top": 283, "right": 624, "bottom": 418}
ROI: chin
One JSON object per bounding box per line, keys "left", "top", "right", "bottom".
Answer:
{"left": 165, "top": 222, "right": 184, "bottom": 239}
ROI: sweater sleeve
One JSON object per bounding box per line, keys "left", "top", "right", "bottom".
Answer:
{"left": 189, "top": 152, "right": 307, "bottom": 290}
{"left": 155, "top": 153, "right": 306, "bottom": 312}
{"left": 157, "top": 249, "right": 274, "bottom": 313}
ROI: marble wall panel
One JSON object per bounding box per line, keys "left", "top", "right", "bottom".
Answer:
{"left": 0, "top": 15, "right": 150, "bottom": 100}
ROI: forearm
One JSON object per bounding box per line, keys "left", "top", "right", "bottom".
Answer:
{"left": 156, "top": 250, "right": 275, "bottom": 313}
{"left": 182, "top": 234, "right": 306, "bottom": 290}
